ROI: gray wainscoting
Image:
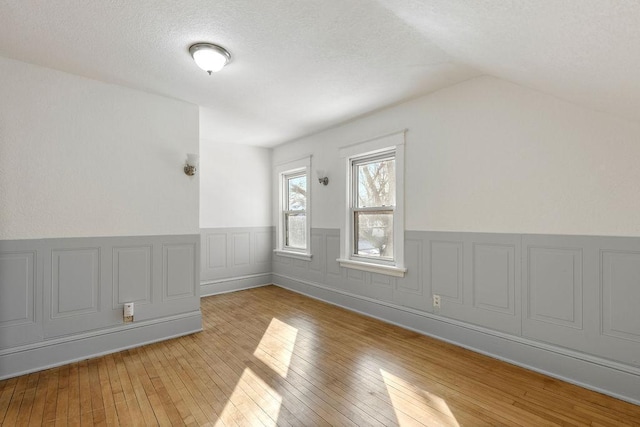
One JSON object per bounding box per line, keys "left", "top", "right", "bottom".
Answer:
{"left": 200, "top": 227, "right": 273, "bottom": 296}
{"left": 0, "top": 234, "right": 202, "bottom": 379}
{"left": 272, "top": 229, "right": 640, "bottom": 404}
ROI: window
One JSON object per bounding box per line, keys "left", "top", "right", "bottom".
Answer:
{"left": 283, "top": 171, "right": 307, "bottom": 250}
{"left": 339, "top": 131, "right": 406, "bottom": 277}
{"left": 275, "top": 156, "right": 312, "bottom": 260}
{"left": 352, "top": 151, "right": 395, "bottom": 261}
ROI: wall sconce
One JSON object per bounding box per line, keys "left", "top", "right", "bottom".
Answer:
{"left": 317, "top": 170, "right": 329, "bottom": 186}
{"left": 184, "top": 153, "right": 199, "bottom": 176}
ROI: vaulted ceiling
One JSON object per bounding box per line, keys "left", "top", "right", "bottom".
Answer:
{"left": 1, "top": 1, "right": 639, "bottom": 147}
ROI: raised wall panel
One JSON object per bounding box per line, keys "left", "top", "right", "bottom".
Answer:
{"left": 309, "top": 234, "right": 323, "bottom": 272}
{"left": 372, "top": 273, "right": 393, "bottom": 288}
{"left": 473, "top": 244, "right": 515, "bottom": 315}
{"left": 51, "top": 248, "right": 99, "bottom": 318}
{"left": 0, "top": 252, "right": 35, "bottom": 326}
{"left": 254, "top": 232, "right": 271, "bottom": 265}
{"left": 430, "top": 241, "right": 463, "bottom": 303}
{"left": 164, "top": 244, "right": 196, "bottom": 300}
{"left": 232, "top": 233, "right": 251, "bottom": 266}
{"left": 113, "top": 246, "right": 151, "bottom": 307}
{"left": 394, "top": 239, "right": 427, "bottom": 310}
{"left": 1, "top": 234, "right": 200, "bottom": 368}
{"left": 292, "top": 259, "right": 308, "bottom": 270}
{"left": 397, "top": 239, "right": 422, "bottom": 294}
{"left": 602, "top": 251, "right": 640, "bottom": 343}
{"left": 273, "top": 254, "right": 291, "bottom": 265}
{"left": 326, "top": 235, "right": 341, "bottom": 277}
{"left": 201, "top": 228, "right": 273, "bottom": 284}
{"left": 345, "top": 267, "right": 365, "bottom": 294}
{"left": 521, "top": 236, "right": 589, "bottom": 352}
{"left": 429, "top": 234, "right": 521, "bottom": 336}
{"left": 207, "top": 234, "right": 227, "bottom": 269}
{"left": 528, "top": 247, "right": 583, "bottom": 329}
{"left": 347, "top": 269, "right": 364, "bottom": 282}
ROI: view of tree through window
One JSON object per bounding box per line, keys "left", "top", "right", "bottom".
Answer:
{"left": 353, "top": 154, "right": 395, "bottom": 259}
{"left": 285, "top": 173, "right": 306, "bottom": 249}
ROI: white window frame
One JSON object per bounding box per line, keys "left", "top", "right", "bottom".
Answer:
{"left": 338, "top": 131, "right": 406, "bottom": 277}
{"left": 274, "top": 156, "right": 312, "bottom": 261}
{"left": 350, "top": 150, "right": 396, "bottom": 264}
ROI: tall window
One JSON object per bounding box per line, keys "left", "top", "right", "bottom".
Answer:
{"left": 352, "top": 151, "right": 395, "bottom": 261}
{"left": 339, "top": 131, "right": 405, "bottom": 277}
{"left": 283, "top": 171, "right": 307, "bottom": 250}
{"left": 274, "top": 156, "right": 312, "bottom": 260}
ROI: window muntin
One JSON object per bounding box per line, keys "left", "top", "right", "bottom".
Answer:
{"left": 283, "top": 171, "right": 307, "bottom": 251}
{"left": 351, "top": 151, "right": 396, "bottom": 262}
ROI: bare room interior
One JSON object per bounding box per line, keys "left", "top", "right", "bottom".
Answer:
{"left": 1, "top": 1, "right": 640, "bottom": 425}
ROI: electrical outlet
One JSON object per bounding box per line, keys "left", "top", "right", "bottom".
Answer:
{"left": 124, "top": 302, "right": 134, "bottom": 323}
{"left": 433, "top": 294, "right": 441, "bottom": 308}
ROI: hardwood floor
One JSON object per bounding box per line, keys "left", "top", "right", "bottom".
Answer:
{"left": 1, "top": 285, "right": 639, "bottom": 426}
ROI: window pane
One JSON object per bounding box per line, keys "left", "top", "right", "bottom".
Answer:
{"left": 287, "top": 175, "right": 307, "bottom": 210}
{"left": 285, "top": 213, "right": 306, "bottom": 249}
{"left": 354, "top": 212, "right": 393, "bottom": 259}
{"left": 356, "top": 158, "right": 395, "bottom": 208}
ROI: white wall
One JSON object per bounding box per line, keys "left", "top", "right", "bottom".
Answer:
{"left": 199, "top": 139, "right": 272, "bottom": 228}
{"left": 0, "top": 57, "right": 199, "bottom": 240}
{"left": 273, "top": 75, "right": 640, "bottom": 236}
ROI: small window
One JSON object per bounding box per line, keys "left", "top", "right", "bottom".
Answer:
{"left": 274, "top": 156, "right": 312, "bottom": 261}
{"left": 352, "top": 152, "right": 395, "bottom": 261}
{"left": 284, "top": 172, "right": 307, "bottom": 250}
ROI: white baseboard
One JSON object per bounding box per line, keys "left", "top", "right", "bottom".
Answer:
{"left": 272, "top": 273, "right": 640, "bottom": 406}
{"left": 0, "top": 311, "right": 203, "bottom": 380}
{"left": 200, "top": 273, "right": 272, "bottom": 297}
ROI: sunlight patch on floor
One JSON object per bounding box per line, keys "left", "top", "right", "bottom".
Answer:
{"left": 253, "top": 317, "right": 299, "bottom": 377}
{"left": 380, "top": 369, "right": 460, "bottom": 427}
{"left": 215, "top": 367, "right": 283, "bottom": 427}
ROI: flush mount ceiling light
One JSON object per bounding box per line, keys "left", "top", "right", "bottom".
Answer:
{"left": 189, "top": 43, "right": 231, "bottom": 74}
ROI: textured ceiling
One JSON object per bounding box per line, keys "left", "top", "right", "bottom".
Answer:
{"left": 1, "top": 1, "right": 639, "bottom": 147}
{"left": 379, "top": 0, "right": 640, "bottom": 125}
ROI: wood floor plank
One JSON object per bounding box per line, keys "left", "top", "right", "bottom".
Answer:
{"left": 88, "top": 360, "right": 106, "bottom": 425}
{"left": 104, "top": 354, "right": 131, "bottom": 427}
{"left": 52, "top": 365, "right": 70, "bottom": 425}
{"left": 66, "top": 363, "right": 81, "bottom": 422}
{"left": 121, "top": 349, "right": 161, "bottom": 426}
{"left": 0, "top": 377, "right": 18, "bottom": 424}
{"left": 15, "top": 372, "right": 39, "bottom": 425}
{"left": 77, "top": 361, "right": 91, "bottom": 416}
{"left": 96, "top": 357, "right": 118, "bottom": 426}
{"left": 43, "top": 369, "right": 60, "bottom": 423}
{"left": 2, "top": 285, "right": 640, "bottom": 426}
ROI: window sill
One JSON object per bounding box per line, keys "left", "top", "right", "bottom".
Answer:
{"left": 274, "top": 250, "right": 313, "bottom": 261}
{"left": 337, "top": 258, "right": 406, "bottom": 278}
